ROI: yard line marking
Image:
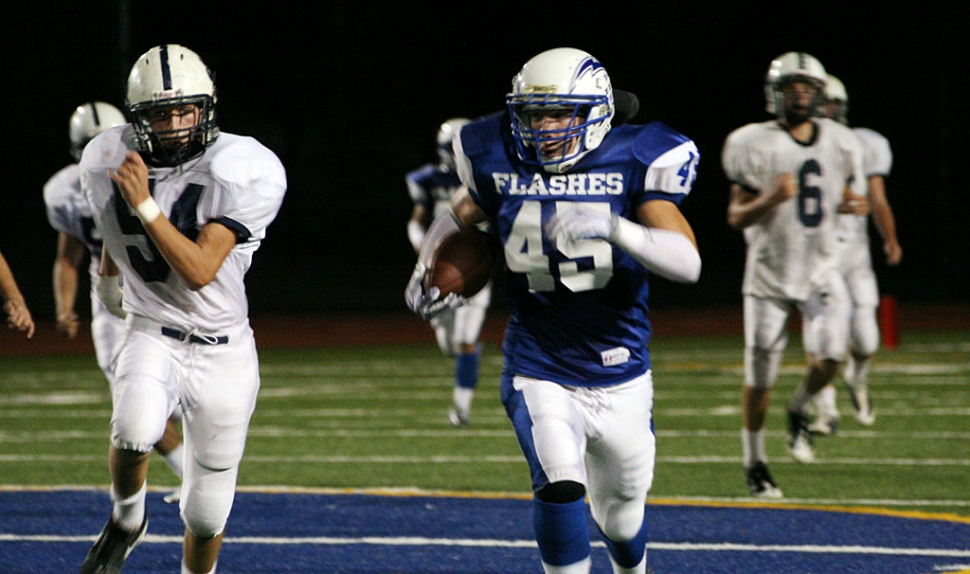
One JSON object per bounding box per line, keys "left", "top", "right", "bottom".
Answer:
{"left": 9, "top": 428, "right": 970, "bottom": 441}
{"left": 2, "top": 454, "right": 968, "bottom": 467}
{"left": 0, "top": 533, "right": 966, "bottom": 557}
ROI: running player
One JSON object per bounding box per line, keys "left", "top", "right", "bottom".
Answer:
{"left": 406, "top": 118, "right": 492, "bottom": 427}
{"left": 79, "top": 44, "right": 286, "bottom": 574}
{"left": 722, "top": 52, "right": 866, "bottom": 497}
{"left": 407, "top": 47, "right": 701, "bottom": 574}
{"left": 44, "top": 101, "right": 185, "bottom": 502}
{"left": 810, "top": 74, "right": 902, "bottom": 433}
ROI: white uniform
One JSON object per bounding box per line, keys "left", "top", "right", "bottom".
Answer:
{"left": 722, "top": 118, "right": 865, "bottom": 387}
{"left": 81, "top": 125, "right": 286, "bottom": 536}
{"left": 837, "top": 127, "right": 893, "bottom": 355}
{"left": 43, "top": 163, "right": 124, "bottom": 382}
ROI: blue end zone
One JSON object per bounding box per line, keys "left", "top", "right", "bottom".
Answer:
{"left": 1, "top": 489, "right": 967, "bottom": 573}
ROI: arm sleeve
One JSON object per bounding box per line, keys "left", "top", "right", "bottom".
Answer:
{"left": 610, "top": 216, "right": 701, "bottom": 283}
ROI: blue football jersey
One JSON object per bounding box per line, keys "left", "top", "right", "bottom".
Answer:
{"left": 455, "top": 111, "right": 699, "bottom": 386}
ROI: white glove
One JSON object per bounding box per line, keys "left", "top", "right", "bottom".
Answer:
{"left": 95, "top": 275, "right": 126, "bottom": 319}
{"left": 547, "top": 209, "right": 617, "bottom": 244}
{"left": 405, "top": 263, "right": 467, "bottom": 320}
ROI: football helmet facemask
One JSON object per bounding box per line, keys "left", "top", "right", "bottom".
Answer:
{"left": 436, "top": 117, "right": 470, "bottom": 170}
{"left": 125, "top": 44, "right": 219, "bottom": 167}
{"left": 821, "top": 74, "right": 849, "bottom": 125}
{"left": 764, "top": 51, "right": 827, "bottom": 124}
{"left": 507, "top": 47, "right": 614, "bottom": 174}
{"left": 68, "top": 102, "right": 127, "bottom": 162}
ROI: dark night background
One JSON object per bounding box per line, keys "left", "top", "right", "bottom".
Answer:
{"left": 4, "top": 2, "right": 968, "bottom": 325}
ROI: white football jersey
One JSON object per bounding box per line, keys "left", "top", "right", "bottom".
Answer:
{"left": 837, "top": 127, "right": 893, "bottom": 247}
{"left": 43, "top": 163, "right": 103, "bottom": 282}
{"left": 81, "top": 125, "right": 286, "bottom": 332}
{"left": 722, "top": 118, "right": 866, "bottom": 301}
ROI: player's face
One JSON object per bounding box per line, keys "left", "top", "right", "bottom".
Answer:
{"left": 147, "top": 104, "right": 201, "bottom": 149}
{"left": 781, "top": 81, "right": 817, "bottom": 115}
{"left": 527, "top": 107, "right": 584, "bottom": 158}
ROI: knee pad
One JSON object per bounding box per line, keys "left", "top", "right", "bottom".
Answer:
{"left": 180, "top": 467, "right": 236, "bottom": 538}
{"left": 851, "top": 307, "right": 880, "bottom": 356}
{"left": 537, "top": 480, "right": 586, "bottom": 504}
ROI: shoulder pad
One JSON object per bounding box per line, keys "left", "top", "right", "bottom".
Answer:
{"left": 209, "top": 134, "right": 286, "bottom": 188}
{"left": 457, "top": 111, "right": 505, "bottom": 158}
{"left": 632, "top": 121, "right": 694, "bottom": 166}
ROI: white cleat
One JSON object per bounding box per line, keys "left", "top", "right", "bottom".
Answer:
{"left": 787, "top": 410, "right": 816, "bottom": 463}
{"left": 163, "top": 486, "right": 182, "bottom": 504}
{"left": 847, "top": 382, "right": 875, "bottom": 426}
{"left": 808, "top": 409, "right": 840, "bottom": 435}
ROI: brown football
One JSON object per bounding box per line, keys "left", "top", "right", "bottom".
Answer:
{"left": 426, "top": 227, "right": 496, "bottom": 298}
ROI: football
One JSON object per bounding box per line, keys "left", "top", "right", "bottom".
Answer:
{"left": 426, "top": 227, "right": 496, "bottom": 298}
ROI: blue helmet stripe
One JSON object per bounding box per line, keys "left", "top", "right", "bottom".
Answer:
{"left": 160, "top": 45, "right": 172, "bottom": 90}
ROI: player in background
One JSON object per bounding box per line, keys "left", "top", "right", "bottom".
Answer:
{"left": 407, "top": 47, "right": 701, "bottom": 574}
{"left": 79, "top": 44, "right": 286, "bottom": 574}
{"left": 809, "top": 74, "right": 903, "bottom": 434}
{"left": 44, "top": 102, "right": 185, "bottom": 504}
{"left": 406, "top": 118, "right": 492, "bottom": 427}
{"left": 1, "top": 249, "right": 35, "bottom": 338}
{"left": 722, "top": 52, "right": 866, "bottom": 497}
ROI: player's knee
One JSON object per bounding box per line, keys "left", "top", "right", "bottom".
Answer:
{"left": 536, "top": 480, "right": 586, "bottom": 504}
{"left": 182, "top": 508, "right": 226, "bottom": 539}
{"left": 110, "top": 417, "right": 163, "bottom": 453}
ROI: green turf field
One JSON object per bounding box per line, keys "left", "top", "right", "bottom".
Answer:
{"left": 1, "top": 330, "right": 967, "bottom": 518}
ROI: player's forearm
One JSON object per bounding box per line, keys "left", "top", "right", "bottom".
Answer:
{"left": 52, "top": 259, "right": 79, "bottom": 318}
{"left": 143, "top": 218, "right": 231, "bottom": 290}
{"left": 610, "top": 217, "right": 701, "bottom": 283}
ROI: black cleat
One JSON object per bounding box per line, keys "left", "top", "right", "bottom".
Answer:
{"left": 79, "top": 516, "right": 147, "bottom": 574}
{"left": 745, "top": 460, "right": 783, "bottom": 498}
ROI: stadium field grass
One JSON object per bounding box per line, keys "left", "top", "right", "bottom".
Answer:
{"left": 1, "top": 329, "right": 967, "bottom": 519}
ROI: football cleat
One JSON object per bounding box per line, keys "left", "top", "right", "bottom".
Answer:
{"left": 79, "top": 516, "right": 147, "bottom": 574}
{"left": 448, "top": 404, "right": 470, "bottom": 428}
{"left": 846, "top": 381, "right": 875, "bottom": 426}
{"left": 163, "top": 486, "right": 182, "bottom": 504}
{"left": 787, "top": 409, "right": 816, "bottom": 463}
{"left": 808, "top": 408, "right": 840, "bottom": 436}
{"left": 745, "top": 461, "right": 783, "bottom": 499}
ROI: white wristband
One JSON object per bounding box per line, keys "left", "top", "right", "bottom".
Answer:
{"left": 134, "top": 197, "right": 161, "bottom": 224}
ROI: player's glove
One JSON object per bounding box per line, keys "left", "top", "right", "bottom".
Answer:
{"left": 95, "top": 275, "right": 126, "bottom": 319}
{"left": 405, "top": 263, "right": 467, "bottom": 320}
{"left": 547, "top": 209, "right": 618, "bottom": 244}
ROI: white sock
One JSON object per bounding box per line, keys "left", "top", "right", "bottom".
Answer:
{"left": 110, "top": 483, "right": 147, "bottom": 532}
{"left": 815, "top": 384, "right": 837, "bottom": 414}
{"left": 742, "top": 428, "right": 767, "bottom": 467}
{"left": 162, "top": 443, "right": 185, "bottom": 479}
{"left": 453, "top": 387, "right": 474, "bottom": 413}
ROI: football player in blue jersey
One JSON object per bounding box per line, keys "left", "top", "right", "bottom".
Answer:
{"left": 407, "top": 47, "right": 701, "bottom": 574}
{"left": 406, "top": 118, "right": 492, "bottom": 427}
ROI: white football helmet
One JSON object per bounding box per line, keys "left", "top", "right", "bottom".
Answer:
{"left": 436, "top": 117, "right": 470, "bottom": 170}
{"left": 507, "top": 47, "right": 614, "bottom": 173}
{"left": 821, "top": 73, "right": 849, "bottom": 124}
{"left": 68, "top": 102, "right": 127, "bottom": 162}
{"left": 764, "top": 51, "right": 827, "bottom": 117}
{"left": 125, "top": 44, "right": 219, "bottom": 166}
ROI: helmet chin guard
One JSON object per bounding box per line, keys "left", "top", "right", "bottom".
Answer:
{"left": 125, "top": 44, "right": 219, "bottom": 167}
{"left": 507, "top": 47, "right": 614, "bottom": 173}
